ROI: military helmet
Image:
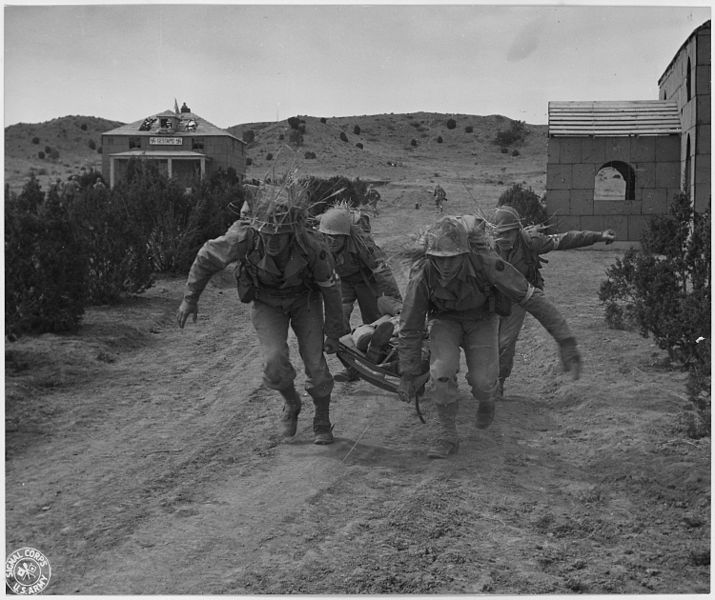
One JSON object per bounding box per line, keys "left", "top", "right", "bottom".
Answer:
{"left": 254, "top": 201, "right": 303, "bottom": 234}
{"left": 493, "top": 205, "right": 522, "bottom": 233}
{"left": 424, "top": 217, "right": 470, "bottom": 257}
{"left": 318, "top": 207, "right": 352, "bottom": 236}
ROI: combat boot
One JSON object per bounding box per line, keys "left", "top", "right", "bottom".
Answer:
{"left": 365, "top": 320, "right": 395, "bottom": 364}
{"left": 312, "top": 395, "right": 335, "bottom": 445}
{"left": 476, "top": 397, "right": 495, "bottom": 429}
{"left": 279, "top": 386, "right": 302, "bottom": 437}
{"left": 427, "top": 402, "right": 459, "bottom": 459}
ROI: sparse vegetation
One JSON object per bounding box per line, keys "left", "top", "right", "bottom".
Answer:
{"left": 32, "top": 137, "right": 40, "bottom": 144}
{"left": 410, "top": 139, "right": 418, "bottom": 147}
{"left": 599, "top": 192, "right": 710, "bottom": 437}
{"left": 242, "top": 129, "right": 255, "bottom": 143}
{"left": 304, "top": 151, "right": 317, "bottom": 159}
{"left": 340, "top": 131, "right": 349, "bottom": 142}
{"left": 495, "top": 119, "right": 528, "bottom": 146}
{"left": 355, "top": 143, "right": 363, "bottom": 149}
{"left": 353, "top": 125, "right": 361, "bottom": 135}
{"left": 446, "top": 118, "right": 457, "bottom": 129}
{"left": 265, "top": 153, "right": 273, "bottom": 161}
{"left": 436, "top": 136, "right": 443, "bottom": 143}
{"left": 496, "top": 183, "right": 548, "bottom": 227}
{"left": 465, "top": 125, "right": 473, "bottom": 133}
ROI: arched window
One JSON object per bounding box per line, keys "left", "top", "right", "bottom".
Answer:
{"left": 594, "top": 161, "right": 636, "bottom": 201}
{"left": 687, "top": 57, "right": 692, "bottom": 101}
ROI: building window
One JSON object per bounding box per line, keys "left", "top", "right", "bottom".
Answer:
{"left": 687, "top": 57, "right": 692, "bottom": 101}
{"left": 192, "top": 138, "right": 205, "bottom": 151}
{"left": 594, "top": 161, "right": 635, "bottom": 201}
{"left": 129, "top": 137, "right": 141, "bottom": 149}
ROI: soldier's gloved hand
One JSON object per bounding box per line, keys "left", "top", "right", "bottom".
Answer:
{"left": 323, "top": 337, "right": 340, "bottom": 354}
{"left": 601, "top": 229, "right": 616, "bottom": 245}
{"left": 559, "top": 337, "right": 582, "bottom": 380}
{"left": 177, "top": 299, "right": 198, "bottom": 329}
{"left": 397, "top": 375, "right": 416, "bottom": 403}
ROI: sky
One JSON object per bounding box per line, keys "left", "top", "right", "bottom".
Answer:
{"left": 3, "top": 2, "right": 712, "bottom": 129}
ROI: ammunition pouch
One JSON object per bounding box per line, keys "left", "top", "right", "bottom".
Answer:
{"left": 236, "top": 262, "right": 256, "bottom": 303}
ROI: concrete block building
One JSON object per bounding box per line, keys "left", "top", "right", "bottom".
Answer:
{"left": 101, "top": 104, "right": 246, "bottom": 188}
{"left": 546, "top": 20, "right": 710, "bottom": 242}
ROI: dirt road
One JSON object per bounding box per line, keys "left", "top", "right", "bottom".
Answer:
{"left": 5, "top": 191, "right": 710, "bottom": 594}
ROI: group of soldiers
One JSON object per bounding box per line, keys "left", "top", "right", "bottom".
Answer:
{"left": 177, "top": 182, "right": 615, "bottom": 458}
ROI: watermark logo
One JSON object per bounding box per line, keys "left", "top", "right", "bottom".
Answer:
{"left": 5, "top": 547, "right": 51, "bottom": 595}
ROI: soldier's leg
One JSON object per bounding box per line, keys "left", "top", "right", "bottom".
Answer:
{"left": 464, "top": 314, "right": 500, "bottom": 429}
{"left": 291, "top": 293, "right": 336, "bottom": 444}
{"left": 354, "top": 282, "right": 381, "bottom": 324}
{"left": 252, "top": 300, "right": 300, "bottom": 436}
{"left": 426, "top": 318, "right": 463, "bottom": 458}
{"left": 497, "top": 304, "right": 527, "bottom": 397}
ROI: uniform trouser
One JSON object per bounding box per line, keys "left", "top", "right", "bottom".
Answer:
{"left": 251, "top": 293, "right": 334, "bottom": 399}
{"left": 429, "top": 314, "right": 499, "bottom": 406}
{"left": 340, "top": 279, "right": 380, "bottom": 329}
{"left": 498, "top": 303, "right": 527, "bottom": 382}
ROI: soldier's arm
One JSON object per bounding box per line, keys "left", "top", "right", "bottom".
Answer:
{"left": 184, "top": 221, "right": 250, "bottom": 303}
{"left": 308, "top": 240, "right": 349, "bottom": 340}
{"left": 398, "top": 273, "right": 429, "bottom": 376}
{"left": 531, "top": 228, "right": 614, "bottom": 253}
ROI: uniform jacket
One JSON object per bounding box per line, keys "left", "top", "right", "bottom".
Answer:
{"left": 398, "top": 248, "right": 537, "bottom": 375}
{"left": 183, "top": 220, "right": 346, "bottom": 339}
{"left": 503, "top": 227, "right": 604, "bottom": 289}
{"left": 332, "top": 226, "right": 402, "bottom": 302}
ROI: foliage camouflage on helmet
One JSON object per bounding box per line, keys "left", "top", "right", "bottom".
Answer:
{"left": 251, "top": 173, "right": 309, "bottom": 234}
{"left": 424, "top": 217, "right": 470, "bottom": 257}
{"left": 492, "top": 205, "right": 523, "bottom": 234}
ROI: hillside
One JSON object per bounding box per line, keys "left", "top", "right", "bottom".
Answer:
{"left": 5, "top": 112, "right": 547, "bottom": 200}
{"left": 4, "top": 116, "right": 122, "bottom": 193}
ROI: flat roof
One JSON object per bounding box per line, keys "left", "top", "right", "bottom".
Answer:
{"left": 108, "top": 150, "right": 209, "bottom": 158}
{"left": 548, "top": 100, "right": 681, "bottom": 137}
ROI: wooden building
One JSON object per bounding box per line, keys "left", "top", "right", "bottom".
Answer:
{"left": 101, "top": 105, "right": 246, "bottom": 188}
{"left": 546, "top": 20, "right": 710, "bottom": 242}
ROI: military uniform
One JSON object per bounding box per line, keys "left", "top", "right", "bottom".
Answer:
{"left": 181, "top": 219, "right": 347, "bottom": 443}
{"left": 498, "top": 225, "right": 609, "bottom": 387}
{"left": 398, "top": 217, "right": 580, "bottom": 458}
{"left": 332, "top": 227, "right": 402, "bottom": 327}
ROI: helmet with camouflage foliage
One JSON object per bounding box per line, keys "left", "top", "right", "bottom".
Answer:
{"left": 318, "top": 206, "right": 352, "bottom": 236}
{"left": 493, "top": 205, "right": 522, "bottom": 233}
{"left": 251, "top": 182, "right": 307, "bottom": 234}
{"left": 424, "top": 217, "right": 470, "bottom": 257}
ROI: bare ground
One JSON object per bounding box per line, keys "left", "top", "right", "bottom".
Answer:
{"left": 5, "top": 187, "right": 710, "bottom": 595}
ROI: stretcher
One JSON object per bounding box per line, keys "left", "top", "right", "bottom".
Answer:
{"left": 336, "top": 339, "right": 430, "bottom": 423}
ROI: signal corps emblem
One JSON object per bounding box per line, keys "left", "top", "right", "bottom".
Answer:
{"left": 5, "top": 547, "right": 51, "bottom": 595}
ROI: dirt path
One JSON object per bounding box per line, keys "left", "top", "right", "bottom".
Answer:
{"left": 5, "top": 192, "right": 710, "bottom": 594}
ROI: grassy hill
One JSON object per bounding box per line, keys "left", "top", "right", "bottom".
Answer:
{"left": 5, "top": 112, "right": 547, "bottom": 200}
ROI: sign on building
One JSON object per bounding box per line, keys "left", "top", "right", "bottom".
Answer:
{"left": 149, "top": 137, "right": 183, "bottom": 146}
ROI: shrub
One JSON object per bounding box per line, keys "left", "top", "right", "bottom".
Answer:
{"left": 246, "top": 157, "right": 253, "bottom": 166}
{"left": 436, "top": 136, "right": 443, "bottom": 143}
{"left": 278, "top": 134, "right": 285, "bottom": 141}
{"left": 97, "top": 147, "right": 102, "bottom": 154}
{"left": 355, "top": 143, "right": 363, "bottom": 149}
{"left": 446, "top": 118, "right": 457, "bottom": 129}
{"left": 496, "top": 183, "right": 549, "bottom": 227}
{"left": 49, "top": 148, "right": 60, "bottom": 160}
{"left": 80, "top": 123, "right": 88, "bottom": 131}
{"left": 288, "top": 129, "right": 303, "bottom": 147}
{"left": 339, "top": 131, "right": 349, "bottom": 142}
{"left": 287, "top": 116, "right": 305, "bottom": 131}
{"left": 495, "top": 119, "right": 528, "bottom": 146}
{"left": 304, "top": 151, "right": 316, "bottom": 159}
{"left": 353, "top": 125, "right": 361, "bottom": 135}
{"left": 500, "top": 147, "right": 509, "bottom": 154}
{"left": 88, "top": 139, "right": 96, "bottom": 150}
{"left": 32, "top": 137, "right": 39, "bottom": 144}
{"left": 38, "top": 151, "right": 45, "bottom": 159}
{"left": 598, "top": 193, "right": 710, "bottom": 435}
{"left": 44, "top": 145, "right": 52, "bottom": 154}
{"left": 5, "top": 178, "right": 88, "bottom": 336}
{"left": 465, "top": 125, "right": 473, "bottom": 133}
{"left": 266, "top": 153, "right": 273, "bottom": 161}
{"left": 511, "top": 149, "right": 520, "bottom": 157}
{"left": 242, "top": 129, "right": 255, "bottom": 143}
{"left": 410, "top": 139, "right": 418, "bottom": 147}
{"left": 320, "top": 117, "right": 327, "bottom": 124}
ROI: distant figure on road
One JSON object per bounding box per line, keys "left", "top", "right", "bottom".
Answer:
{"left": 433, "top": 184, "right": 447, "bottom": 213}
